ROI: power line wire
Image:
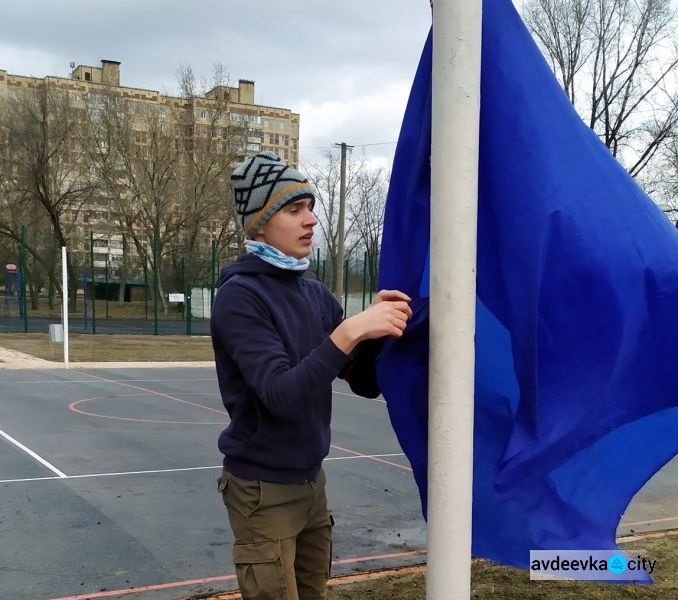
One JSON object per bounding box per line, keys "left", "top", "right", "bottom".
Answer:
{"left": 300, "top": 141, "right": 397, "bottom": 150}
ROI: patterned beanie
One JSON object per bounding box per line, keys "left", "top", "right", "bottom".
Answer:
{"left": 230, "top": 151, "right": 315, "bottom": 238}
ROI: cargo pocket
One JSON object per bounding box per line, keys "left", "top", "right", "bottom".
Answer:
{"left": 233, "top": 540, "right": 287, "bottom": 599}
{"left": 217, "top": 471, "right": 229, "bottom": 507}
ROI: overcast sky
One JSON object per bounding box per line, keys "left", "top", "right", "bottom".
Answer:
{"left": 0, "top": 0, "right": 434, "bottom": 168}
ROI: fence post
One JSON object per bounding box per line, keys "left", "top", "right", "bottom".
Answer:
{"left": 211, "top": 239, "right": 217, "bottom": 315}
{"left": 20, "top": 225, "right": 28, "bottom": 332}
{"left": 90, "top": 230, "right": 96, "bottom": 334}
{"left": 83, "top": 273, "right": 88, "bottom": 330}
{"left": 181, "top": 257, "right": 186, "bottom": 321}
{"left": 143, "top": 256, "right": 149, "bottom": 320}
{"left": 343, "top": 257, "right": 349, "bottom": 316}
{"left": 105, "top": 254, "right": 109, "bottom": 319}
{"left": 186, "top": 284, "right": 192, "bottom": 336}
{"left": 362, "top": 250, "right": 368, "bottom": 310}
{"left": 153, "top": 233, "right": 158, "bottom": 336}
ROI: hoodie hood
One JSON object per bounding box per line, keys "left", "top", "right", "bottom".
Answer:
{"left": 217, "top": 253, "right": 306, "bottom": 287}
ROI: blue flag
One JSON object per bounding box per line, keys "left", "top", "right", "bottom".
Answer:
{"left": 377, "top": 0, "right": 678, "bottom": 572}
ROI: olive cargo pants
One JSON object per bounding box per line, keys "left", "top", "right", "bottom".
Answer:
{"left": 218, "top": 469, "right": 333, "bottom": 600}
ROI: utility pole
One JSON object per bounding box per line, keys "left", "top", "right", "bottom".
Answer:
{"left": 333, "top": 142, "right": 353, "bottom": 305}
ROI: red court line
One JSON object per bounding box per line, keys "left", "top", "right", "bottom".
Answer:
{"left": 50, "top": 574, "right": 237, "bottom": 600}
{"left": 68, "top": 395, "right": 224, "bottom": 425}
{"left": 80, "top": 373, "right": 227, "bottom": 415}
{"left": 330, "top": 443, "right": 413, "bottom": 472}
{"left": 50, "top": 550, "right": 425, "bottom": 600}
{"left": 78, "top": 373, "right": 409, "bottom": 472}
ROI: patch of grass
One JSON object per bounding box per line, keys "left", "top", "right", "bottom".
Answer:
{"left": 329, "top": 572, "right": 425, "bottom": 599}
{"left": 328, "top": 535, "right": 678, "bottom": 599}
{"left": 0, "top": 333, "right": 215, "bottom": 362}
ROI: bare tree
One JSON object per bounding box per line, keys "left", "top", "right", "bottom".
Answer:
{"left": 524, "top": 0, "right": 678, "bottom": 178}
{"left": 348, "top": 167, "right": 388, "bottom": 292}
{"left": 303, "top": 149, "right": 364, "bottom": 292}
{"left": 85, "top": 93, "right": 184, "bottom": 314}
{"left": 655, "top": 127, "right": 678, "bottom": 219}
{"left": 0, "top": 81, "right": 95, "bottom": 306}
{"left": 86, "top": 65, "right": 247, "bottom": 308}
{"left": 0, "top": 204, "right": 58, "bottom": 309}
{"left": 175, "top": 64, "right": 246, "bottom": 285}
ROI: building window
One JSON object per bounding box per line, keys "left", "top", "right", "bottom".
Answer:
{"left": 160, "top": 122, "right": 168, "bottom": 132}
{"left": 85, "top": 72, "right": 91, "bottom": 81}
{"left": 93, "top": 239, "right": 108, "bottom": 249}
{"left": 110, "top": 240, "right": 123, "bottom": 249}
{"left": 160, "top": 109, "right": 167, "bottom": 118}
{"left": 200, "top": 110, "right": 207, "bottom": 119}
{"left": 230, "top": 112, "right": 261, "bottom": 125}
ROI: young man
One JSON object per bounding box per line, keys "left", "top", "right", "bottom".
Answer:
{"left": 211, "top": 151, "right": 411, "bottom": 599}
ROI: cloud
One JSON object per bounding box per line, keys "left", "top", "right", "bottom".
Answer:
{"left": 298, "top": 79, "right": 411, "bottom": 165}
{"left": 0, "top": 0, "right": 431, "bottom": 166}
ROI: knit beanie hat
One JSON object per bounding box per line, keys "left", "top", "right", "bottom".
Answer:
{"left": 230, "top": 151, "right": 315, "bottom": 238}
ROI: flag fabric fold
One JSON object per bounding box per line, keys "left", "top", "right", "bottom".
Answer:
{"left": 377, "top": 0, "right": 678, "bottom": 572}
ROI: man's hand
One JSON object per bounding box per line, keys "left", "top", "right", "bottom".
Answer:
{"left": 331, "top": 290, "right": 412, "bottom": 354}
{"left": 371, "top": 290, "right": 413, "bottom": 315}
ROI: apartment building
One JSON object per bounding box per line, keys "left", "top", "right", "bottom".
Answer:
{"left": 0, "top": 60, "right": 300, "bottom": 274}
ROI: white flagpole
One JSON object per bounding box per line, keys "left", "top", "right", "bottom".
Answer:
{"left": 62, "top": 246, "right": 69, "bottom": 366}
{"left": 428, "top": 0, "right": 481, "bottom": 598}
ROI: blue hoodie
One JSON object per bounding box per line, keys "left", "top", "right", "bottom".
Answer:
{"left": 211, "top": 253, "right": 379, "bottom": 484}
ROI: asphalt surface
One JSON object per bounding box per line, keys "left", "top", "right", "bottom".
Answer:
{"left": 0, "top": 368, "right": 425, "bottom": 600}
{"left": 0, "top": 366, "right": 676, "bottom": 600}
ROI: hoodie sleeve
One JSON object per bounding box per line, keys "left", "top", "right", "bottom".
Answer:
{"left": 212, "top": 281, "right": 351, "bottom": 420}
{"left": 329, "top": 291, "right": 384, "bottom": 399}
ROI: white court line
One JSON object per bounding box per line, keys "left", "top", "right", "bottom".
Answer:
{"left": 2, "top": 380, "right": 379, "bottom": 405}
{"left": 333, "top": 391, "right": 386, "bottom": 403}
{"left": 328, "top": 453, "right": 404, "bottom": 461}
{"left": 621, "top": 516, "right": 678, "bottom": 527}
{"left": 0, "top": 428, "right": 67, "bottom": 478}
{"left": 3, "top": 378, "right": 218, "bottom": 385}
{"left": 0, "top": 453, "right": 406, "bottom": 484}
